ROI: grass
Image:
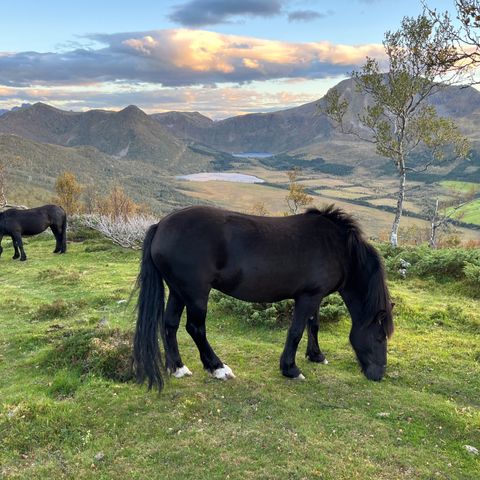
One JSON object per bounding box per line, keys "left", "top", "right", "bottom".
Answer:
{"left": 0, "top": 234, "right": 479, "bottom": 479}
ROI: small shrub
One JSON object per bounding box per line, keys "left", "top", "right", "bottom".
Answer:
{"left": 33, "top": 300, "right": 73, "bottom": 321}
{"left": 464, "top": 262, "right": 480, "bottom": 288}
{"left": 319, "top": 294, "right": 348, "bottom": 323}
{"left": 40, "top": 328, "right": 134, "bottom": 383}
{"left": 82, "top": 214, "right": 156, "bottom": 250}
{"left": 38, "top": 268, "right": 82, "bottom": 285}
{"left": 84, "top": 242, "right": 114, "bottom": 253}
{"left": 67, "top": 215, "right": 104, "bottom": 242}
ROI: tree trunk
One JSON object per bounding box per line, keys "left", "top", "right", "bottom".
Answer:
{"left": 429, "top": 198, "right": 439, "bottom": 249}
{"left": 390, "top": 169, "right": 406, "bottom": 247}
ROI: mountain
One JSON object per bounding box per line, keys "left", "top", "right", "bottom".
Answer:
{"left": 0, "top": 103, "right": 31, "bottom": 116}
{"left": 153, "top": 100, "right": 333, "bottom": 153}
{"left": 0, "top": 103, "right": 212, "bottom": 173}
{"left": 150, "top": 78, "right": 480, "bottom": 180}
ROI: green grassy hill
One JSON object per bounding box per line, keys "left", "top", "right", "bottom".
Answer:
{"left": 0, "top": 233, "right": 478, "bottom": 479}
{"left": 0, "top": 134, "right": 206, "bottom": 212}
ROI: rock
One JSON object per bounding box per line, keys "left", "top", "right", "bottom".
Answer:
{"left": 94, "top": 452, "right": 105, "bottom": 462}
{"left": 464, "top": 445, "right": 478, "bottom": 455}
{"left": 97, "top": 317, "right": 108, "bottom": 328}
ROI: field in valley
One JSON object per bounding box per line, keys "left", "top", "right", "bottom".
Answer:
{"left": 0, "top": 233, "right": 479, "bottom": 479}
{"left": 176, "top": 167, "right": 480, "bottom": 241}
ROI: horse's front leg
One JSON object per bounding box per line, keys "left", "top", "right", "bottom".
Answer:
{"left": 11, "top": 233, "right": 26, "bottom": 261}
{"left": 306, "top": 311, "right": 328, "bottom": 364}
{"left": 280, "top": 294, "right": 322, "bottom": 380}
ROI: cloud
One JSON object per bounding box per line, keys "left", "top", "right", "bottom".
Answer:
{"left": 168, "top": 0, "right": 283, "bottom": 26}
{"left": 0, "top": 29, "right": 384, "bottom": 88}
{"left": 287, "top": 10, "right": 330, "bottom": 22}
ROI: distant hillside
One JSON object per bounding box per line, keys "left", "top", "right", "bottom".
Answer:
{"left": 0, "top": 103, "right": 31, "bottom": 116}
{"left": 0, "top": 134, "right": 199, "bottom": 212}
{"left": 153, "top": 100, "right": 333, "bottom": 153}
{"left": 0, "top": 103, "right": 213, "bottom": 173}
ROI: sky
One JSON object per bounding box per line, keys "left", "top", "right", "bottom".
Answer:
{"left": 0, "top": 0, "right": 458, "bottom": 118}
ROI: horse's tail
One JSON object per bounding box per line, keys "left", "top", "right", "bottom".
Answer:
{"left": 133, "top": 223, "right": 165, "bottom": 391}
{"left": 61, "top": 212, "right": 67, "bottom": 253}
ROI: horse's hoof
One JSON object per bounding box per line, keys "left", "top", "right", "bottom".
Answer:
{"left": 20, "top": 257, "right": 27, "bottom": 262}
{"left": 306, "top": 353, "right": 328, "bottom": 364}
{"left": 210, "top": 364, "right": 235, "bottom": 380}
{"left": 171, "top": 365, "right": 193, "bottom": 378}
{"left": 294, "top": 373, "right": 306, "bottom": 381}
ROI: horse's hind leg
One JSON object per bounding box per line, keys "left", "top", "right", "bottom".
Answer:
{"left": 11, "top": 233, "right": 26, "bottom": 261}
{"left": 164, "top": 290, "right": 191, "bottom": 378}
{"left": 12, "top": 238, "right": 20, "bottom": 259}
{"left": 50, "top": 225, "right": 62, "bottom": 253}
{"left": 280, "top": 294, "right": 321, "bottom": 380}
{"left": 306, "top": 312, "right": 328, "bottom": 364}
{"left": 185, "top": 292, "right": 235, "bottom": 380}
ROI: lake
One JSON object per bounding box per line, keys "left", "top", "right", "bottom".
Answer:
{"left": 177, "top": 172, "right": 265, "bottom": 183}
{"left": 231, "top": 152, "right": 274, "bottom": 159}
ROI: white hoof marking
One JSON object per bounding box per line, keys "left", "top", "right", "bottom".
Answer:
{"left": 322, "top": 358, "right": 329, "bottom": 365}
{"left": 172, "top": 365, "right": 192, "bottom": 378}
{"left": 211, "top": 364, "right": 236, "bottom": 380}
{"left": 294, "top": 373, "right": 306, "bottom": 381}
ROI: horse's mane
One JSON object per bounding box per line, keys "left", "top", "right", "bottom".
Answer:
{"left": 305, "top": 205, "right": 394, "bottom": 337}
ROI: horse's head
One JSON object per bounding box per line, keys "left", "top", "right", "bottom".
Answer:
{"left": 349, "top": 305, "right": 394, "bottom": 381}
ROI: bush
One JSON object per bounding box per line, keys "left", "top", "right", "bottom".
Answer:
{"left": 413, "top": 248, "right": 480, "bottom": 278}
{"left": 82, "top": 214, "right": 157, "bottom": 250}
{"left": 464, "top": 262, "right": 480, "bottom": 288}
{"left": 210, "top": 291, "right": 347, "bottom": 328}
{"left": 40, "top": 328, "right": 134, "bottom": 383}
{"left": 378, "top": 244, "right": 480, "bottom": 281}
{"left": 33, "top": 300, "right": 77, "bottom": 321}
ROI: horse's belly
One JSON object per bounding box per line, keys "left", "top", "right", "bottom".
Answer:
{"left": 214, "top": 268, "right": 300, "bottom": 303}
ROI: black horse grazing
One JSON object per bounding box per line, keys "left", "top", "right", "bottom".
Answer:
{"left": 134, "top": 205, "right": 394, "bottom": 391}
{"left": 0, "top": 204, "right": 67, "bottom": 261}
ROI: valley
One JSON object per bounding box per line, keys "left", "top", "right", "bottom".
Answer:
{"left": 1, "top": 77, "right": 480, "bottom": 241}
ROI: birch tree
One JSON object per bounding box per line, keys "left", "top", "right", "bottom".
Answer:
{"left": 322, "top": 15, "right": 469, "bottom": 247}
{"left": 425, "top": 0, "right": 480, "bottom": 82}
{"left": 0, "top": 160, "right": 7, "bottom": 208}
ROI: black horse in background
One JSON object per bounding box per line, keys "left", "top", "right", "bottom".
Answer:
{"left": 133, "top": 205, "right": 394, "bottom": 391}
{"left": 0, "top": 204, "right": 67, "bottom": 261}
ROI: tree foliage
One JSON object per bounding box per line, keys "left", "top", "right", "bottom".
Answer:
{"left": 53, "top": 172, "right": 84, "bottom": 215}
{"left": 285, "top": 168, "right": 313, "bottom": 215}
{"left": 322, "top": 15, "right": 469, "bottom": 246}
{"left": 425, "top": 0, "right": 480, "bottom": 82}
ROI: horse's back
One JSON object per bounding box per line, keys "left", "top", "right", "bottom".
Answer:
{"left": 3, "top": 204, "right": 65, "bottom": 235}
{"left": 150, "top": 206, "right": 349, "bottom": 302}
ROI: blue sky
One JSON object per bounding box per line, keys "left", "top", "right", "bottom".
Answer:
{"left": 0, "top": 0, "right": 458, "bottom": 118}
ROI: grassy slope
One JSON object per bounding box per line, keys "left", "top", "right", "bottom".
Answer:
{"left": 0, "top": 236, "right": 479, "bottom": 479}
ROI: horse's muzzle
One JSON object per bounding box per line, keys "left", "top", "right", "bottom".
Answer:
{"left": 364, "top": 364, "right": 386, "bottom": 381}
